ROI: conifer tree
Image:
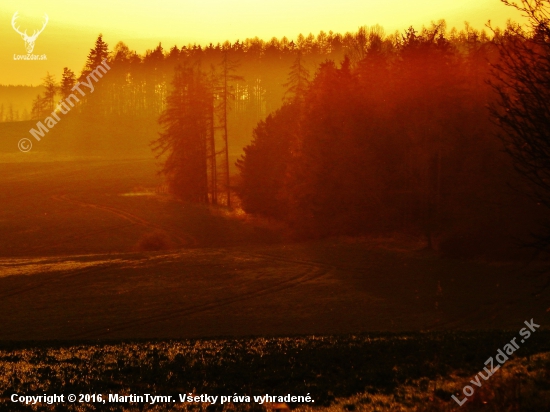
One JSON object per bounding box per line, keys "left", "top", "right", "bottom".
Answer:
{"left": 60, "top": 68, "right": 77, "bottom": 100}
{"left": 80, "top": 34, "right": 109, "bottom": 81}
{"left": 283, "top": 52, "right": 310, "bottom": 104}
{"left": 42, "top": 73, "right": 57, "bottom": 113}
{"left": 153, "top": 65, "right": 211, "bottom": 202}
{"left": 30, "top": 73, "right": 57, "bottom": 119}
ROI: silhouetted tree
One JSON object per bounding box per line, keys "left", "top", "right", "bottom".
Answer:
{"left": 60, "top": 68, "right": 76, "bottom": 100}
{"left": 42, "top": 73, "right": 57, "bottom": 113}
{"left": 153, "top": 65, "right": 211, "bottom": 202}
{"left": 30, "top": 73, "right": 57, "bottom": 119}
{"left": 489, "top": 0, "right": 550, "bottom": 248}
{"left": 283, "top": 52, "right": 310, "bottom": 103}
{"left": 31, "top": 95, "right": 46, "bottom": 120}
{"left": 7, "top": 105, "right": 17, "bottom": 122}
{"left": 80, "top": 34, "right": 109, "bottom": 81}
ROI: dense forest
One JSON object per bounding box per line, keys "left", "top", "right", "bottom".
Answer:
{"left": 21, "top": 14, "right": 550, "bottom": 258}
{"left": 238, "top": 24, "right": 501, "bottom": 240}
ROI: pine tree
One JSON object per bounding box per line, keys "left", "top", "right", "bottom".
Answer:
{"left": 78, "top": 34, "right": 110, "bottom": 118}
{"left": 80, "top": 34, "right": 109, "bottom": 81}
{"left": 7, "top": 104, "right": 14, "bottom": 122}
{"left": 42, "top": 72, "right": 57, "bottom": 113}
{"left": 60, "top": 68, "right": 77, "bottom": 99}
{"left": 283, "top": 52, "right": 310, "bottom": 104}
{"left": 30, "top": 73, "right": 58, "bottom": 119}
{"left": 31, "top": 95, "right": 45, "bottom": 120}
{"left": 153, "top": 65, "right": 211, "bottom": 202}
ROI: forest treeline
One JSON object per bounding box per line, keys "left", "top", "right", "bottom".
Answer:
{"left": 235, "top": 22, "right": 546, "bottom": 256}
{"left": 26, "top": 21, "right": 495, "bottom": 154}
{"left": 22, "top": 19, "right": 546, "bottom": 257}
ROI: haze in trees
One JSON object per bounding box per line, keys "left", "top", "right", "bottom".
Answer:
{"left": 12, "top": 15, "right": 549, "bottom": 258}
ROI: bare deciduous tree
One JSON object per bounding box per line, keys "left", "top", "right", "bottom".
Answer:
{"left": 488, "top": 1, "right": 550, "bottom": 246}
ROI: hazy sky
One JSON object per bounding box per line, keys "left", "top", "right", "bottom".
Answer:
{"left": 0, "top": 0, "right": 524, "bottom": 85}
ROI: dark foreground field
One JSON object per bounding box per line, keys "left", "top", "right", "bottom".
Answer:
{"left": 0, "top": 333, "right": 549, "bottom": 411}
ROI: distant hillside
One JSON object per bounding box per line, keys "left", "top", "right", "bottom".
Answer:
{"left": 0, "top": 85, "right": 45, "bottom": 122}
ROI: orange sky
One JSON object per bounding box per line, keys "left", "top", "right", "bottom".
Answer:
{"left": 0, "top": 0, "right": 525, "bottom": 85}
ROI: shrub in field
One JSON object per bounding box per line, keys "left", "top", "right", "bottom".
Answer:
{"left": 135, "top": 230, "right": 173, "bottom": 251}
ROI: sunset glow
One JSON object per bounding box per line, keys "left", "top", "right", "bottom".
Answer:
{"left": 0, "top": 0, "right": 524, "bottom": 85}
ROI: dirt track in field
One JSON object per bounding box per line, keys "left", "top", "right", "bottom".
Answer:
{"left": 1, "top": 242, "right": 549, "bottom": 340}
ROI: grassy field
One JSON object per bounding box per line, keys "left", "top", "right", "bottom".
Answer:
{"left": 1, "top": 157, "right": 549, "bottom": 410}
{"left": 0, "top": 333, "right": 549, "bottom": 411}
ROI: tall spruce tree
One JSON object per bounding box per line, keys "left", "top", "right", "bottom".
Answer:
{"left": 80, "top": 34, "right": 109, "bottom": 81}
{"left": 283, "top": 51, "right": 310, "bottom": 104}
{"left": 153, "top": 65, "right": 211, "bottom": 202}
